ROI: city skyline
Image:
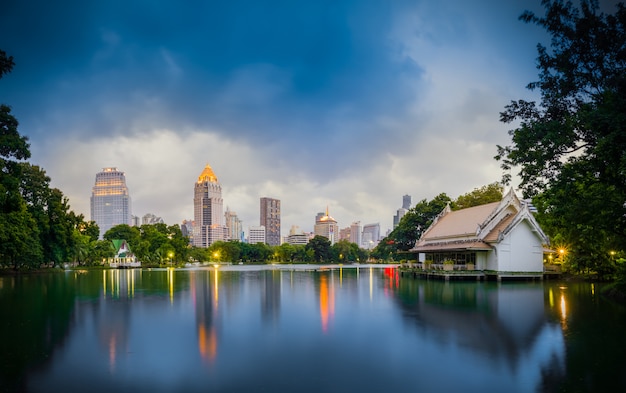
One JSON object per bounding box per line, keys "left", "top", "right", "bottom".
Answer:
{"left": 3, "top": 0, "right": 601, "bottom": 238}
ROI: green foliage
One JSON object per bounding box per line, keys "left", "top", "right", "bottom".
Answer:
{"left": 306, "top": 235, "right": 332, "bottom": 262}
{"left": 451, "top": 182, "right": 503, "bottom": 210}
{"left": 1, "top": 51, "right": 85, "bottom": 269}
{"left": 496, "top": 1, "right": 626, "bottom": 277}
{"left": 374, "top": 193, "right": 451, "bottom": 259}
{"left": 103, "top": 223, "right": 190, "bottom": 265}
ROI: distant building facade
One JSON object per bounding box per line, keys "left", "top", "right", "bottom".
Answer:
{"left": 314, "top": 207, "right": 339, "bottom": 245}
{"left": 90, "top": 167, "right": 132, "bottom": 239}
{"left": 362, "top": 223, "right": 381, "bottom": 250}
{"left": 393, "top": 194, "right": 412, "bottom": 229}
{"left": 260, "top": 197, "right": 281, "bottom": 246}
{"left": 286, "top": 225, "right": 311, "bottom": 245}
{"left": 142, "top": 213, "right": 164, "bottom": 225}
{"left": 181, "top": 219, "right": 193, "bottom": 241}
{"left": 248, "top": 225, "right": 266, "bottom": 244}
{"left": 193, "top": 163, "right": 226, "bottom": 247}
{"left": 338, "top": 227, "right": 351, "bottom": 242}
{"left": 350, "top": 221, "right": 362, "bottom": 247}
{"left": 225, "top": 208, "right": 243, "bottom": 241}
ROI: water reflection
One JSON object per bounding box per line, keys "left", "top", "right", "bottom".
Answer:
{"left": 394, "top": 280, "right": 566, "bottom": 391}
{"left": 2, "top": 267, "right": 625, "bottom": 392}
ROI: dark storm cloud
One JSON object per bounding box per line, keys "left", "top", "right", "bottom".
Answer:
{"left": 1, "top": 0, "right": 421, "bottom": 163}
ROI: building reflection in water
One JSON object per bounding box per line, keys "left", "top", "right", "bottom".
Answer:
{"left": 98, "top": 269, "right": 141, "bottom": 372}
{"left": 261, "top": 269, "right": 281, "bottom": 325}
{"left": 192, "top": 269, "right": 218, "bottom": 364}
{"left": 393, "top": 279, "right": 566, "bottom": 389}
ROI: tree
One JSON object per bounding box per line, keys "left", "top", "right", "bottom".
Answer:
{"left": 451, "top": 182, "right": 503, "bottom": 210}
{"left": 306, "top": 235, "right": 332, "bottom": 263}
{"left": 375, "top": 193, "right": 452, "bottom": 259}
{"left": 275, "top": 243, "right": 296, "bottom": 262}
{"left": 495, "top": 1, "right": 626, "bottom": 274}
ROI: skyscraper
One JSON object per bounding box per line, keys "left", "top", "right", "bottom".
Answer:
{"left": 362, "top": 223, "right": 381, "bottom": 249}
{"left": 350, "top": 221, "right": 362, "bottom": 247}
{"left": 314, "top": 207, "right": 339, "bottom": 245}
{"left": 402, "top": 194, "right": 412, "bottom": 210}
{"left": 90, "top": 167, "right": 132, "bottom": 239}
{"left": 225, "top": 207, "right": 243, "bottom": 241}
{"left": 260, "top": 197, "right": 281, "bottom": 246}
{"left": 393, "top": 194, "right": 412, "bottom": 229}
{"left": 193, "top": 163, "right": 226, "bottom": 247}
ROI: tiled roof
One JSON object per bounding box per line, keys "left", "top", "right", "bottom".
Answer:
{"left": 483, "top": 212, "right": 517, "bottom": 243}
{"left": 412, "top": 240, "right": 493, "bottom": 252}
{"left": 423, "top": 202, "right": 499, "bottom": 240}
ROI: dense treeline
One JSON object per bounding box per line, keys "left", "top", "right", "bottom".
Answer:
{"left": 103, "top": 222, "right": 369, "bottom": 265}
{"left": 0, "top": 50, "right": 104, "bottom": 269}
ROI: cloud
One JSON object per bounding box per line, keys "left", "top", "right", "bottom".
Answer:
{"left": 2, "top": 0, "right": 564, "bottom": 237}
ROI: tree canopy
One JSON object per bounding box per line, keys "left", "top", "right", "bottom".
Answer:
{"left": 496, "top": 0, "right": 626, "bottom": 275}
{"left": 0, "top": 50, "right": 87, "bottom": 269}
{"left": 451, "top": 182, "right": 503, "bottom": 210}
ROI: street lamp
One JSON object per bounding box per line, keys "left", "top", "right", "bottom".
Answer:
{"left": 168, "top": 251, "right": 174, "bottom": 265}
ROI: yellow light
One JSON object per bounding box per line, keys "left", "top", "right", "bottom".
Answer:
{"left": 559, "top": 249, "right": 565, "bottom": 255}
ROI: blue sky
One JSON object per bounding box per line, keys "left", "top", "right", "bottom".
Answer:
{"left": 3, "top": 0, "right": 609, "bottom": 236}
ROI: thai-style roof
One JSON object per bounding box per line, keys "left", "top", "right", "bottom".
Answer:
{"left": 411, "top": 189, "right": 549, "bottom": 252}
{"left": 422, "top": 202, "right": 499, "bottom": 240}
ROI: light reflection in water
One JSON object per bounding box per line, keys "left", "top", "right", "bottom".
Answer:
{"left": 168, "top": 267, "right": 174, "bottom": 303}
{"left": 369, "top": 267, "right": 373, "bottom": 301}
{"left": 319, "top": 274, "right": 335, "bottom": 333}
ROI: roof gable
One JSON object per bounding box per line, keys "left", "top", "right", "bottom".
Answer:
{"left": 412, "top": 189, "right": 550, "bottom": 252}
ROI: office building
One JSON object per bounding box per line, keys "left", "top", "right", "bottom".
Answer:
{"left": 260, "top": 197, "right": 281, "bottom": 246}
{"left": 225, "top": 207, "right": 243, "bottom": 241}
{"left": 193, "top": 163, "right": 226, "bottom": 247}
{"left": 393, "top": 194, "right": 412, "bottom": 229}
{"left": 314, "top": 207, "right": 339, "bottom": 245}
{"left": 142, "top": 213, "right": 164, "bottom": 225}
{"left": 362, "top": 223, "right": 381, "bottom": 250}
{"left": 90, "top": 167, "right": 132, "bottom": 239}
{"left": 248, "top": 226, "right": 266, "bottom": 244}
{"left": 286, "top": 225, "right": 311, "bottom": 245}
{"left": 350, "top": 221, "right": 362, "bottom": 247}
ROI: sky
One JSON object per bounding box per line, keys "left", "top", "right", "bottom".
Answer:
{"left": 2, "top": 0, "right": 613, "bottom": 238}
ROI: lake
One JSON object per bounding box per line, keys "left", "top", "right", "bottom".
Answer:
{"left": 1, "top": 265, "right": 625, "bottom": 393}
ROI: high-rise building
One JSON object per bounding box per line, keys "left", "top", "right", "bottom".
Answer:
{"left": 350, "top": 221, "right": 362, "bottom": 247}
{"left": 314, "top": 207, "right": 339, "bottom": 245}
{"left": 393, "top": 194, "right": 412, "bottom": 229}
{"left": 142, "top": 213, "right": 164, "bottom": 225}
{"left": 260, "top": 197, "right": 281, "bottom": 246}
{"left": 248, "top": 225, "right": 266, "bottom": 244}
{"left": 181, "top": 219, "right": 193, "bottom": 241}
{"left": 90, "top": 167, "right": 132, "bottom": 239}
{"left": 402, "top": 194, "right": 412, "bottom": 210}
{"left": 193, "top": 163, "right": 226, "bottom": 247}
{"left": 362, "top": 223, "right": 381, "bottom": 250}
{"left": 225, "top": 207, "right": 243, "bottom": 241}
{"left": 338, "top": 227, "right": 351, "bottom": 242}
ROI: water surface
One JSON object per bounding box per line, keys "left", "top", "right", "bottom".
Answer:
{"left": 1, "top": 265, "right": 625, "bottom": 392}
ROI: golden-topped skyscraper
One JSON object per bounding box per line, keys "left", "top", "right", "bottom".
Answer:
{"left": 90, "top": 167, "right": 132, "bottom": 239}
{"left": 193, "top": 163, "right": 226, "bottom": 247}
{"left": 314, "top": 207, "right": 338, "bottom": 245}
